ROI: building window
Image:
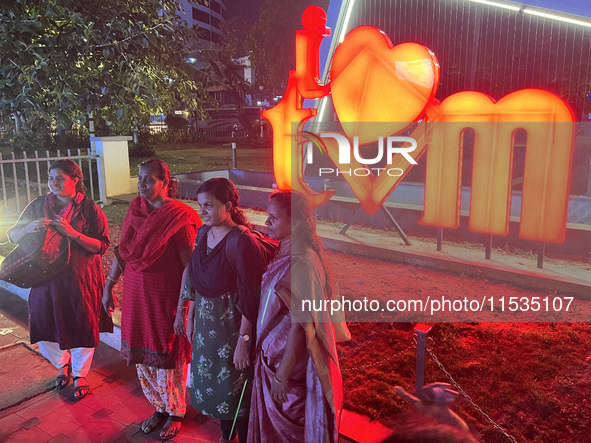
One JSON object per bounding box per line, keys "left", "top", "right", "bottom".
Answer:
{"left": 195, "top": 26, "right": 211, "bottom": 41}
{"left": 192, "top": 8, "right": 210, "bottom": 23}
{"left": 211, "top": 31, "right": 222, "bottom": 44}
{"left": 211, "top": 15, "right": 221, "bottom": 31}
{"left": 211, "top": 1, "right": 221, "bottom": 14}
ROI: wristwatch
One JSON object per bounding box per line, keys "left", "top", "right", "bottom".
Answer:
{"left": 239, "top": 334, "right": 250, "bottom": 342}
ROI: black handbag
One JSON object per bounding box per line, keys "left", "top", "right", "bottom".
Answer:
{"left": 0, "top": 229, "right": 70, "bottom": 288}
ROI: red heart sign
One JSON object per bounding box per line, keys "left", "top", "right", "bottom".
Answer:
{"left": 330, "top": 26, "right": 440, "bottom": 145}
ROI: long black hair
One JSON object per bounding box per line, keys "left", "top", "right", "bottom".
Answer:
{"left": 140, "top": 159, "right": 179, "bottom": 198}
{"left": 269, "top": 190, "right": 335, "bottom": 299}
{"left": 197, "top": 177, "right": 252, "bottom": 228}
{"left": 49, "top": 159, "right": 85, "bottom": 194}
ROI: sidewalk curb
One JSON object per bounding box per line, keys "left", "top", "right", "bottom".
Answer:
{"left": 0, "top": 343, "right": 55, "bottom": 414}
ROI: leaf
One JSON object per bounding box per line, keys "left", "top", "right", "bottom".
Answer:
{"left": 2, "top": 0, "right": 209, "bottom": 134}
{"left": 102, "top": 47, "right": 113, "bottom": 59}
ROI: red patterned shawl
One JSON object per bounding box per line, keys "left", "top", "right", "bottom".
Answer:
{"left": 119, "top": 197, "right": 201, "bottom": 272}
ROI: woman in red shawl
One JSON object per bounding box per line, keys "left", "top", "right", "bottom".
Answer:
{"left": 102, "top": 159, "right": 201, "bottom": 440}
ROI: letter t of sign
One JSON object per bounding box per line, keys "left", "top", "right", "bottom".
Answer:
{"left": 262, "top": 6, "right": 335, "bottom": 207}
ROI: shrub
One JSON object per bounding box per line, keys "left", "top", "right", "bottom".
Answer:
{"left": 248, "top": 135, "right": 272, "bottom": 149}
{"left": 129, "top": 138, "right": 158, "bottom": 158}
{"left": 55, "top": 126, "right": 91, "bottom": 153}
{"left": 165, "top": 115, "right": 189, "bottom": 130}
{"left": 150, "top": 128, "right": 207, "bottom": 146}
{"left": 129, "top": 142, "right": 157, "bottom": 158}
{"left": 11, "top": 132, "right": 46, "bottom": 153}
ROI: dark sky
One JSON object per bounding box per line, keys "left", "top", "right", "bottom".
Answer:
{"left": 225, "top": 0, "right": 265, "bottom": 25}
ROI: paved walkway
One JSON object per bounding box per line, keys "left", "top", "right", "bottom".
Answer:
{"left": 0, "top": 288, "right": 366, "bottom": 442}
{"left": 0, "top": 287, "right": 222, "bottom": 443}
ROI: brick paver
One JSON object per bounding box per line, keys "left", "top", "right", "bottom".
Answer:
{"left": 0, "top": 286, "right": 367, "bottom": 443}
{"left": 0, "top": 288, "right": 221, "bottom": 443}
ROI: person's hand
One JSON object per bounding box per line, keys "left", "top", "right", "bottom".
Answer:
{"left": 270, "top": 374, "right": 288, "bottom": 403}
{"left": 186, "top": 320, "right": 194, "bottom": 344}
{"left": 174, "top": 311, "right": 187, "bottom": 337}
{"left": 52, "top": 216, "right": 79, "bottom": 238}
{"left": 24, "top": 218, "right": 49, "bottom": 234}
{"left": 102, "top": 285, "right": 115, "bottom": 317}
{"left": 233, "top": 339, "right": 251, "bottom": 370}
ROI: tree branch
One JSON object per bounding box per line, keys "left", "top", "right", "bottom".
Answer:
{"left": 94, "top": 22, "right": 167, "bottom": 49}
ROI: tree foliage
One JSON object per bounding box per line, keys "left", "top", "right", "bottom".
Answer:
{"left": 0, "top": 0, "right": 208, "bottom": 133}
{"left": 200, "top": 16, "right": 256, "bottom": 136}
{"left": 245, "top": 0, "right": 329, "bottom": 96}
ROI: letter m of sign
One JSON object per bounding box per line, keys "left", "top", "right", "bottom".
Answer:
{"left": 419, "top": 89, "right": 575, "bottom": 244}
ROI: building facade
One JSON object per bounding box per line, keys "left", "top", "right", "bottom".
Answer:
{"left": 314, "top": 0, "right": 591, "bottom": 195}
{"left": 178, "top": 0, "right": 226, "bottom": 47}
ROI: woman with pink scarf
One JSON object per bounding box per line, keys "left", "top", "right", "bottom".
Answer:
{"left": 248, "top": 191, "right": 350, "bottom": 443}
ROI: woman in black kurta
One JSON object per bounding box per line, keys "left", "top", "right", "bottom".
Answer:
{"left": 6, "top": 159, "right": 112, "bottom": 399}
{"left": 176, "top": 177, "right": 264, "bottom": 443}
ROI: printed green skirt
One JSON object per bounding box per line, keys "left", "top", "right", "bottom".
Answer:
{"left": 189, "top": 289, "right": 251, "bottom": 421}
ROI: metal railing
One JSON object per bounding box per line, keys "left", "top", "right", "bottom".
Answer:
{"left": 195, "top": 126, "right": 247, "bottom": 139}
{"left": 0, "top": 148, "right": 104, "bottom": 217}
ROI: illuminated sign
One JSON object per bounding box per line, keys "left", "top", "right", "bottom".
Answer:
{"left": 263, "top": 6, "right": 575, "bottom": 243}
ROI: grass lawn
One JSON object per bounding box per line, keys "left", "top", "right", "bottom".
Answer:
{"left": 129, "top": 142, "right": 273, "bottom": 176}
{"left": 340, "top": 321, "right": 591, "bottom": 442}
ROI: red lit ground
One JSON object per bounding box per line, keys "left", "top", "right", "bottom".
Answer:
{"left": 330, "top": 250, "right": 591, "bottom": 442}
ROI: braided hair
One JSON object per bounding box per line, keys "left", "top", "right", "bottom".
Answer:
{"left": 197, "top": 177, "right": 252, "bottom": 228}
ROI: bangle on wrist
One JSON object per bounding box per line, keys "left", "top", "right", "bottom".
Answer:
{"left": 177, "top": 305, "right": 188, "bottom": 310}
{"left": 106, "top": 276, "right": 117, "bottom": 284}
{"left": 186, "top": 317, "right": 194, "bottom": 321}
{"left": 273, "top": 374, "right": 288, "bottom": 384}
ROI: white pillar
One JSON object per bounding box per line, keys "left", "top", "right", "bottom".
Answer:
{"left": 91, "top": 136, "right": 133, "bottom": 205}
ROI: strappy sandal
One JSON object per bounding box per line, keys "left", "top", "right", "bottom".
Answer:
{"left": 141, "top": 411, "right": 168, "bottom": 434}
{"left": 55, "top": 364, "right": 70, "bottom": 389}
{"left": 73, "top": 376, "right": 90, "bottom": 400}
{"left": 159, "top": 415, "right": 182, "bottom": 440}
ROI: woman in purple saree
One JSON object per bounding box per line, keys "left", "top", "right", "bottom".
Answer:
{"left": 248, "top": 191, "right": 350, "bottom": 443}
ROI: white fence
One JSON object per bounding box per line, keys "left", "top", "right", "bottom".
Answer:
{"left": 0, "top": 148, "right": 105, "bottom": 217}
{"left": 196, "top": 126, "right": 247, "bottom": 139}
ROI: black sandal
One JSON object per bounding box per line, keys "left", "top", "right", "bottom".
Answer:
{"left": 160, "top": 415, "right": 182, "bottom": 440}
{"left": 141, "top": 411, "right": 168, "bottom": 434}
{"left": 73, "top": 376, "right": 90, "bottom": 400}
{"left": 55, "top": 364, "right": 70, "bottom": 389}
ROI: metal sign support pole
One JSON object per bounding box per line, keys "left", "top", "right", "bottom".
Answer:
{"left": 338, "top": 204, "right": 412, "bottom": 246}
{"left": 414, "top": 324, "right": 432, "bottom": 399}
